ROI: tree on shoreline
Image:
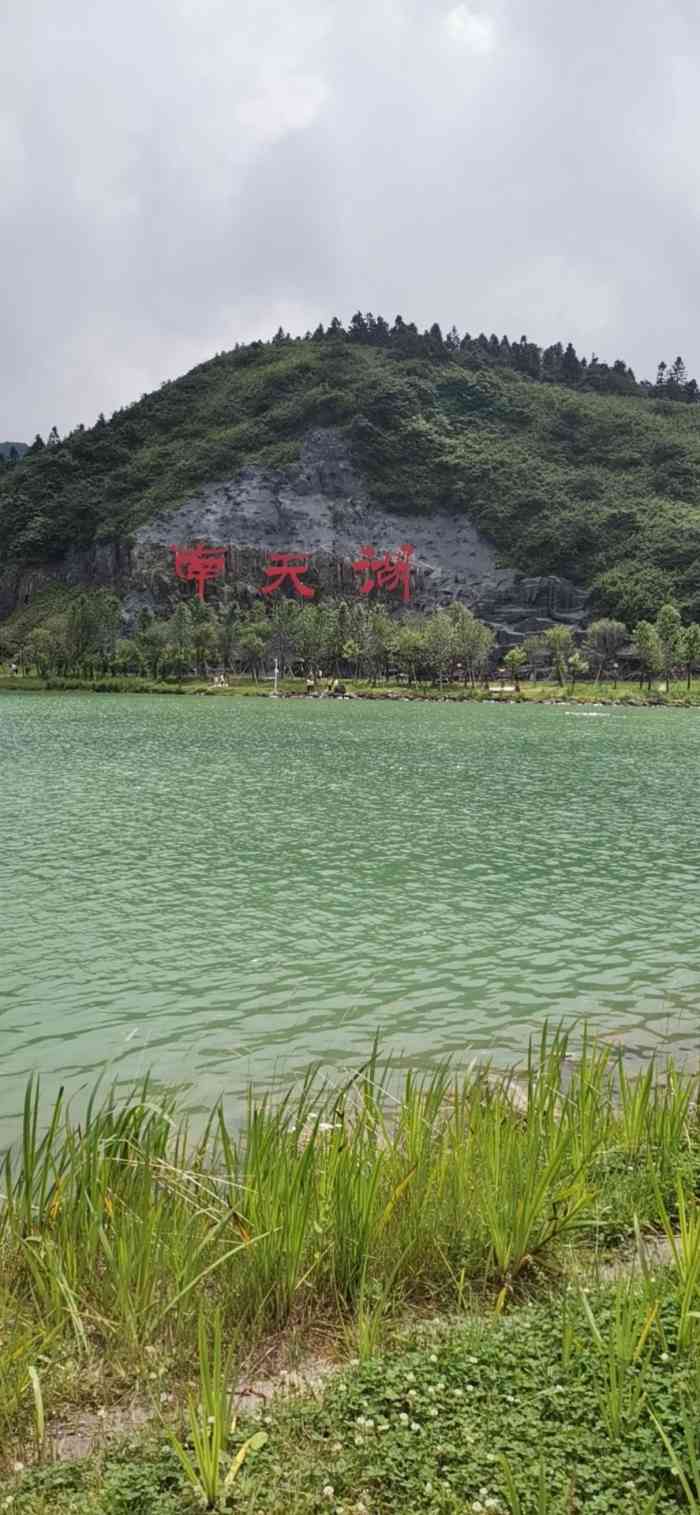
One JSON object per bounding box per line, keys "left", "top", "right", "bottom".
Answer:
{"left": 503, "top": 647, "right": 527, "bottom": 690}
{"left": 423, "top": 611, "right": 456, "bottom": 691}
{"left": 448, "top": 603, "right": 495, "bottom": 686}
{"left": 584, "top": 618, "right": 627, "bottom": 683}
{"left": 567, "top": 650, "right": 589, "bottom": 685}
{"left": 544, "top": 625, "right": 575, "bottom": 686}
{"left": 655, "top": 603, "right": 682, "bottom": 690}
{"left": 681, "top": 622, "right": 700, "bottom": 689}
{"left": 632, "top": 620, "right": 663, "bottom": 690}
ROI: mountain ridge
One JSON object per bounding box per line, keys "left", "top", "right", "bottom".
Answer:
{"left": 2, "top": 320, "right": 700, "bottom": 628}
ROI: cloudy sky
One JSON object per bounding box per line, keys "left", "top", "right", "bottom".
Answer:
{"left": 2, "top": 0, "right": 699, "bottom": 439}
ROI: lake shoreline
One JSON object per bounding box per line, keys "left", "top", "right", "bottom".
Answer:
{"left": 2, "top": 673, "right": 699, "bottom": 708}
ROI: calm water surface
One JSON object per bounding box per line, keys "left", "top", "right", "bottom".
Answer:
{"left": 1, "top": 694, "right": 699, "bottom": 1134}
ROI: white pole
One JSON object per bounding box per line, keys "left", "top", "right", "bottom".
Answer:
{"left": 273, "top": 657, "right": 279, "bottom": 695}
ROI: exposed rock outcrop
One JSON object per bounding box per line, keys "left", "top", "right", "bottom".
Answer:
{"left": 0, "top": 429, "right": 588, "bottom": 640}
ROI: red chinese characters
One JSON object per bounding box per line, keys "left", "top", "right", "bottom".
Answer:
{"left": 171, "top": 544, "right": 226, "bottom": 600}
{"left": 171, "top": 541, "right": 415, "bottom": 603}
{"left": 352, "top": 543, "right": 414, "bottom": 603}
{"left": 260, "top": 552, "right": 315, "bottom": 599}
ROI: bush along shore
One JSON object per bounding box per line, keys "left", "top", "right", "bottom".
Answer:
{"left": 5, "top": 1029, "right": 700, "bottom": 1511}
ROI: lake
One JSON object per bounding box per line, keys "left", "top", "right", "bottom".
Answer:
{"left": 1, "top": 693, "right": 698, "bottom": 1137}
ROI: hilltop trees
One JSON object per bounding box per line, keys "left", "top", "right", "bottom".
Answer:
{"left": 654, "top": 355, "right": 699, "bottom": 402}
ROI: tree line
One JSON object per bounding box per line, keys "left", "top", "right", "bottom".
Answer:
{"left": 3, "top": 594, "right": 699, "bottom": 691}
{"left": 1, "top": 596, "right": 495, "bottom": 686}
{"left": 3, "top": 316, "right": 697, "bottom": 470}
{"left": 265, "top": 313, "right": 697, "bottom": 404}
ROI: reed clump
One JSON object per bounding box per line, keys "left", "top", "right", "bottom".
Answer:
{"left": 2, "top": 1027, "right": 700, "bottom": 1456}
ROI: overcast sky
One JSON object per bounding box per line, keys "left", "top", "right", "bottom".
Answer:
{"left": 2, "top": 0, "right": 700, "bottom": 439}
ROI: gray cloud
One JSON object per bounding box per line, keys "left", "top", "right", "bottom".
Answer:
{"left": 2, "top": 0, "right": 700, "bottom": 437}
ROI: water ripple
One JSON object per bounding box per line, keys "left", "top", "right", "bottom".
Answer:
{"left": 1, "top": 694, "right": 700, "bottom": 1134}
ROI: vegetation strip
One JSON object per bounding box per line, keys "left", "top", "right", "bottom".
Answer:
{"left": 2, "top": 590, "right": 699, "bottom": 700}
{"left": 3, "top": 1030, "right": 700, "bottom": 1508}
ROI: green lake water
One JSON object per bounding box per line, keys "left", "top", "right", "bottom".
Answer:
{"left": 1, "top": 693, "right": 699, "bottom": 1136}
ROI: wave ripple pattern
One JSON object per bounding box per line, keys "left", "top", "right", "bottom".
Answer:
{"left": 1, "top": 696, "right": 698, "bottom": 1130}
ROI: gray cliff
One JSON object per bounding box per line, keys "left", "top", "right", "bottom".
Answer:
{"left": 0, "top": 430, "right": 587, "bottom": 643}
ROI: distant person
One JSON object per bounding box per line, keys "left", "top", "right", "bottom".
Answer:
{"left": 305, "top": 672, "right": 315, "bottom": 695}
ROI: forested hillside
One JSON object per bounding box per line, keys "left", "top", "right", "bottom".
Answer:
{"left": 2, "top": 316, "right": 700, "bottom": 625}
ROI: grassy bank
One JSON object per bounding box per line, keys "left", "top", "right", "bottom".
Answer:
{"left": 3, "top": 672, "right": 700, "bottom": 705}
{"left": 4, "top": 1030, "right": 700, "bottom": 1507}
{"left": 8, "top": 1295, "right": 699, "bottom": 1513}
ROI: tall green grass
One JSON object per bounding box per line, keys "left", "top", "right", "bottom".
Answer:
{"left": 1, "top": 1029, "right": 700, "bottom": 1455}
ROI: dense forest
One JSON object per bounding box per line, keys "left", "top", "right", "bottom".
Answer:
{"left": 2, "top": 314, "right": 700, "bottom": 625}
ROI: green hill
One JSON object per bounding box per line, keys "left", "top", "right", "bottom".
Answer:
{"left": 2, "top": 320, "right": 700, "bottom": 625}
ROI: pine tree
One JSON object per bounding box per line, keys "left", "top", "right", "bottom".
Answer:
{"left": 561, "top": 342, "right": 582, "bottom": 386}
{"left": 348, "top": 311, "right": 368, "bottom": 341}
{"left": 542, "top": 343, "right": 563, "bottom": 383}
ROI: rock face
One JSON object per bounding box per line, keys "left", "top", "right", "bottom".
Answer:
{"left": 133, "top": 429, "right": 516, "bottom": 616}
{"left": 0, "top": 428, "right": 588, "bottom": 641}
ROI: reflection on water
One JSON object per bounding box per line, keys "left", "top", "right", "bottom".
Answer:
{"left": 1, "top": 693, "right": 699, "bottom": 1135}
